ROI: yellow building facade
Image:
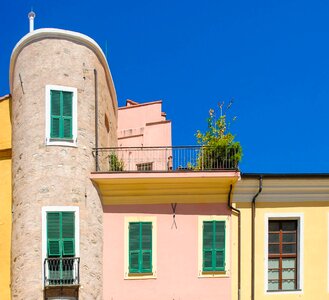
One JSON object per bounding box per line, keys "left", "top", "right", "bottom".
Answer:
{"left": 232, "top": 175, "right": 329, "bottom": 300}
{"left": 0, "top": 94, "right": 12, "bottom": 300}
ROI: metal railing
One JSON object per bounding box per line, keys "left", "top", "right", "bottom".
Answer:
{"left": 44, "top": 257, "right": 80, "bottom": 287}
{"left": 94, "top": 146, "right": 239, "bottom": 172}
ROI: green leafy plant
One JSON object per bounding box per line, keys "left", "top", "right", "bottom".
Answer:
{"left": 195, "top": 101, "right": 242, "bottom": 170}
{"left": 109, "top": 152, "right": 124, "bottom": 171}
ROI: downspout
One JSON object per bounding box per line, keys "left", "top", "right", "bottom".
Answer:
{"left": 228, "top": 184, "right": 241, "bottom": 300}
{"left": 251, "top": 176, "right": 263, "bottom": 300}
{"left": 94, "top": 69, "right": 99, "bottom": 171}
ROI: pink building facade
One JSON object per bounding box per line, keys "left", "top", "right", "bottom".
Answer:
{"left": 103, "top": 204, "right": 232, "bottom": 300}
{"left": 99, "top": 99, "right": 238, "bottom": 300}
{"left": 115, "top": 99, "right": 172, "bottom": 172}
{"left": 118, "top": 99, "right": 171, "bottom": 148}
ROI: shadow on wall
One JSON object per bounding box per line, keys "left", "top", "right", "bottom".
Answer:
{"left": 103, "top": 203, "right": 231, "bottom": 215}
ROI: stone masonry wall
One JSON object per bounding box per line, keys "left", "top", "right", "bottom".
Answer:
{"left": 11, "top": 37, "right": 117, "bottom": 299}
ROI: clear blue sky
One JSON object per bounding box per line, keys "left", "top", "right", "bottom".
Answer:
{"left": 2, "top": 0, "right": 329, "bottom": 173}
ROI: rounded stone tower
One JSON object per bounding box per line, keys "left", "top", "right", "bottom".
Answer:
{"left": 10, "top": 28, "right": 118, "bottom": 299}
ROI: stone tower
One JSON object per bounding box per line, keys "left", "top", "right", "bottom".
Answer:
{"left": 10, "top": 28, "right": 117, "bottom": 299}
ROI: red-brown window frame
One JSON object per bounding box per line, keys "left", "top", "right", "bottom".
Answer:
{"left": 268, "top": 220, "right": 298, "bottom": 291}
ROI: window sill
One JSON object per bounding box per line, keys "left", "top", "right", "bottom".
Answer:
{"left": 124, "top": 272, "right": 156, "bottom": 280}
{"left": 266, "top": 289, "right": 303, "bottom": 295}
{"left": 198, "top": 270, "right": 230, "bottom": 278}
{"left": 46, "top": 138, "right": 77, "bottom": 148}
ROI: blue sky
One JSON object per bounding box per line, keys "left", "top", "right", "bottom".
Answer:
{"left": 2, "top": 0, "right": 329, "bottom": 173}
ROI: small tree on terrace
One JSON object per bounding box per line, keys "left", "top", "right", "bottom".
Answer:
{"left": 195, "top": 100, "right": 242, "bottom": 170}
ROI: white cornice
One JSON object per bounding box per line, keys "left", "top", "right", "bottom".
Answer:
{"left": 9, "top": 28, "right": 118, "bottom": 115}
{"left": 233, "top": 178, "right": 329, "bottom": 202}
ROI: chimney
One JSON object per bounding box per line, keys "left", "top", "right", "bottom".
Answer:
{"left": 28, "top": 10, "right": 36, "bottom": 32}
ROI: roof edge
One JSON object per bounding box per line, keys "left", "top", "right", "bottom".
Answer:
{"left": 118, "top": 100, "right": 162, "bottom": 110}
{"left": 241, "top": 173, "right": 329, "bottom": 178}
{"left": 9, "top": 28, "right": 118, "bottom": 114}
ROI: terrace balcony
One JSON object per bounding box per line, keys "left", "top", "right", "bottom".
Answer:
{"left": 90, "top": 146, "right": 241, "bottom": 205}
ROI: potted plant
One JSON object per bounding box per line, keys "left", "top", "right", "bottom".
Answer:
{"left": 195, "top": 101, "right": 242, "bottom": 170}
{"left": 109, "top": 152, "right": 124, "bottom": 171}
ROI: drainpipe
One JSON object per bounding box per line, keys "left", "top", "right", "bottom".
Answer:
{"left": 94, "top": 69, "right": 99, "bottom": 171}
{"left": 227, "top": 184, "right": 241, "bottom": 300}
{"left": 251, "top": 176, "right": 263, "bottom": 300}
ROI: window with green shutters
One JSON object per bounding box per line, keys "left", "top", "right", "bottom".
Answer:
{"left": 203, "top": 220, "right": 226, "bottom": 272}
{"left": 50, "top": 90, "right": 73, "bottom": 140}
{"left": 129, "top": 222, "right": 152, "bottom": 274}
{"left": 47, "top": 212, "right": 75, "bottom": 257}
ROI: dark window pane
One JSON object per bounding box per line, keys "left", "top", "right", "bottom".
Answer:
{"left": 269, "top": 244, "right": 280, "bottom": 254}
{"left": 282, "top": 233, "right": 296, "bottom": 243}
{"left": 282, "top": 244, "right": 296, "bottom": 254}
{"left": 269, "top": 233, "right": 279, "bottom": 243}
{"left": 282, "top": 221, "right": 297, "bottom": 231}
{"left": 269, "top": 221, "right": 280, "bottom": 231}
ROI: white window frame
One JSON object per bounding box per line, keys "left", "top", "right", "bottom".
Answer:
{"left": 41, "top": 206, "right": 80, "bottom": 288}
{"left": 198, "top": 215, "right": 230, "bottom": 278}
{"left": 124, "top": 216, "right": 157, "bottom": 280}
{"left": 45, "top": 85, "right": 78, "bottom": 147}
{"left": 264, "top": 213, "right": 304, "bottom": 295}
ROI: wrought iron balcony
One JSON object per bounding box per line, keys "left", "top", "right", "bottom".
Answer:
{"left": 93, "top": 146, "right": 239, "bottom": 172}
{"left": 44, "top": 257, "right": 80, "bottom": 287}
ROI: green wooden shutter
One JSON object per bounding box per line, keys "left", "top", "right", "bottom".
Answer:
{"left": 50, "top": 90, "right": 73, "bottom": 139}
{"left": 141, "top": 222, "right": 152, "bottom": 273}
{"left": 129, "top": 222, "right": 153, "bottom": 274}
{"left": 47, "top": 212, "right": 61, "bottom": 257}
{"left": 203, "top": 220, "right": 226, "bottom": 272}
{"left": 47, "top": 212, "right": 75, "bottom": 257}
{"left": 129, "top": 223, "right": 140, "bottom": 273}
{"left": 203, "top": 221, "right": 214, "bottom": 271}
{"left": 62, "top": 91, "right": 73, "bottom": 139}
{"left": 50, "top": 91, "right": 61, "bottom": 138}
{"left": 215, "top": 221, "right": 226, "bottom": 271}
{"left": 62, "top": 212, "right": 75, "bottom": 256}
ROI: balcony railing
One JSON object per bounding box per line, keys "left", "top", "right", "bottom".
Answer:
{"left": 94, "top": 146, "right": 239, "bottom": 172}
{"left": 44, "top": 257, "right": 80, "bottom": 287}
